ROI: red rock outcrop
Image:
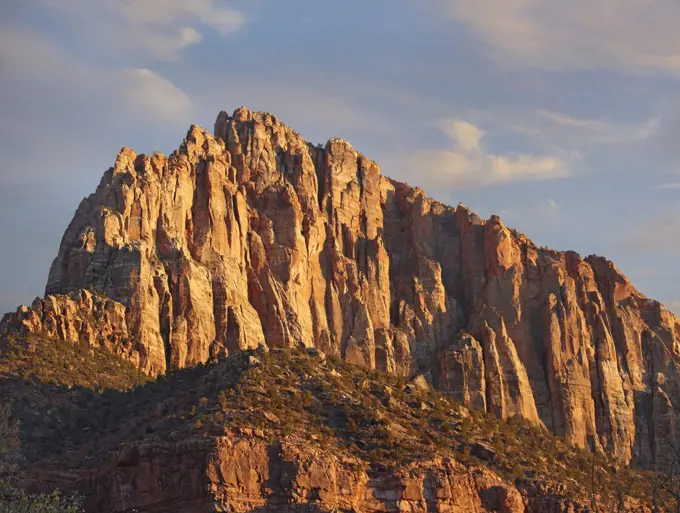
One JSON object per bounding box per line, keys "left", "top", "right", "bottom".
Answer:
{"left": 29, "top": 433, "right": 641, "bottom": 513}
{"left": 0, "top": 290, "right": 139, "bottom": 366}
{"left": 3, "top": 107, "right": 678, "bottom": 469}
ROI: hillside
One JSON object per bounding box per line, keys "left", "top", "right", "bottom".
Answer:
{"left": 1, "top": 343, "right": 668, "bottom": 512}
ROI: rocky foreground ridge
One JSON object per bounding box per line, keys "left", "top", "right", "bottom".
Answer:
{"left": 11, "top": 348, "right": 658, "bottom": 513}
{"left": 1, "top": 107, "right": 679, "bottom": 470}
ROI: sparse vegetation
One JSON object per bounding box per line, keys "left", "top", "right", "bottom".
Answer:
{"left": 0, "top": 341, "right": 670, "bottom": 510}
{"left": 0, "top": 335, "right": 147, "bottom": 391}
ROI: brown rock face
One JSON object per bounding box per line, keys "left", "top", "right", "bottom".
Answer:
{"left": 29, "top": 434, "right": 627, "bottom": 513}
{"left": 4, "top": 107, "right": 679, "bottom": 468}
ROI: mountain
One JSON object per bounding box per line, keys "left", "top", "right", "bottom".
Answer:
{"left": 1, "top": 107, "right": 678, "bottom": 473}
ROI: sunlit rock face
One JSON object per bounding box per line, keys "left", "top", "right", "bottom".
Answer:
{"left": 2, "top": 107, "right": 677, "bottom": 469}
{"left": 28, "top": 434, "right": 605, "bottom": 513}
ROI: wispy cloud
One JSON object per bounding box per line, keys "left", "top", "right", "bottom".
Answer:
{"left": 537, "top": 110, "right": 606, "bottom": 130}
{"left": 391, "top": 118, "right": 568, "bottom": 189}
{"left": 440, "top": 0, "right": 680, "bottom": 75}
{"left": 121, "top": 68, "right": 192, "bottom": 121}
{"left": 535, "top": 109, "right": 658, "bottom": 144}
{"left": 0, "top": 25, "right": 191, "bottom": 123}
{"left": 653, "top": 182, "right": 680, "bottom": 190}
{"left": 42, "top": 0, "right": 247, "bottom": 60}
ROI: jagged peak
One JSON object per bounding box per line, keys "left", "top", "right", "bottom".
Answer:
{"left": 186, "top": 123, "right": 207, "bottom": 138}
{"left": 215, "top": 106, "right": 286, "bottom": 131}
{"left": 112, "top": 147, "right": 137, "bottom": 174}
{"left": 213, "top": 107, "right": 376, "bottom": 156}
{"left": 327, "top": 136, "right": 354, "bottom": 149}
{"left": 105, "top": 114, "right": 644, "bottom": 303}
{"left": 488, "top": 214, "right": 504, "bottom": 225}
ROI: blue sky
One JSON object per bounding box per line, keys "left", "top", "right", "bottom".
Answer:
{"left": 1, "top": 0, "right": 679, "bottom": 315}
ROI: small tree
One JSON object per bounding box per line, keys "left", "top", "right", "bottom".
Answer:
{"left": 648, "top": 443, "right": 680, "bottom": 513}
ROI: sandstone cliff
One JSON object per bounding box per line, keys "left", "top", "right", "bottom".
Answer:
{"left": 2, "top": 107, "right": 679, "bottom": 469}
{"left": 30, "top": 435, "right": 614, "bottom": 513}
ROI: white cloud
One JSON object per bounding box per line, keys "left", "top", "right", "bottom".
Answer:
{"left": 179, "top": 27, "right": 203, "bottom": 48}
{"left": 42, "top": 0, "right": 246, "bottom": 60}
{"left": 394, "top": 117, "right": 568, "bottom": 189}
{"left": 441, "top": 0, "right": 680, "bottom": 74}
{"left": 440, "top": 119, "right": 484, "bottom": 153}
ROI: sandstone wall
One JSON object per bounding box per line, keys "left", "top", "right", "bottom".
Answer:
{"left": 30, "top": 434, "right": 626, "bottom": 513}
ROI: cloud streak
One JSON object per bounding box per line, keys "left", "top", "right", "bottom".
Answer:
{"left": 535, "top": 109, "right": 659, "bottom": 144}
{"left": 653, "top": 183, "right": 680, "bottom": 190}
{"left": 533, "top": 109, "right": 660, "bottom": 144}
{"left": 441, "top": 0, "right": 680, "bottom": 75}
{"left": 42, "top": 0, "right": 246, "bottom": 60}
{"left": 0, "top": 25, "right": 192, "bottom": 124}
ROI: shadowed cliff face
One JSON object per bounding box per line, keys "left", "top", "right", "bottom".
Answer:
{"left": 38, "top": 436, "right": 586, "bottom": 513}
{"left": 2, "top": 107, "right": 679, "bottom": 468}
